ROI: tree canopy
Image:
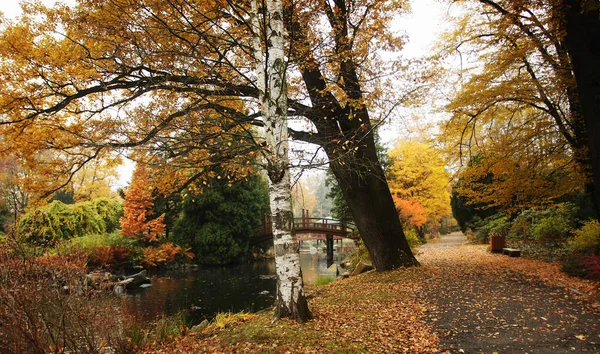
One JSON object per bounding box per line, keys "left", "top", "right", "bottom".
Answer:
{"left": 0, "top": 0, "right": 419, "bottom": 271}
{"left": 439, "top": 0, "right": 591, "bottom": 212}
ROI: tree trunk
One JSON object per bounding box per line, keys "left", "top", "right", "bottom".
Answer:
{"left": 282, "top": 0, "right": 418, "bottom": 270}
{"left": 252, "top": 0, "right": 311, "bottom": 322}
{"left": 561, "top": 0, "right": 600, "bottom": 219}
{"left": 328, "top": 135, "right": 419, "bottom": 270}
{"left": 415, "top": 226, "right": 426, "bottom": 241}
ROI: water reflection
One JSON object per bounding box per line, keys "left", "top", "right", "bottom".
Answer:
{"left": 120, "top": 239, "right": 355, "bottom": 324}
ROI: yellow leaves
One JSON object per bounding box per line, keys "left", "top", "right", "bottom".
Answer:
{"left": 388, "top": 140, "right": 452, "bottom": 222}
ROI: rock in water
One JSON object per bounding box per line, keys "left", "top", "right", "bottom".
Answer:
{"left": 118, "top": 270, "right": 151, "bottom": 289}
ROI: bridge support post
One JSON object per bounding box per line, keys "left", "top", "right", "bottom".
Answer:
{"left": 326, "top": 234, "right": 334, "bottom": 268}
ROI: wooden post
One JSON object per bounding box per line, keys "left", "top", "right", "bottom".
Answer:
{"left": 302, "top": 209, "right": 306, "bottom": 228}
{"left": 326, "top": 234, "right": 334, "bottom": 268}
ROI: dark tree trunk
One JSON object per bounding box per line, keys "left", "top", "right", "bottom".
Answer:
{"left": 562, "top": 0, "right": 600, "bottom": 219}
{"left": 327, "top": 134, "right": 419, "bottom": 270}
{"left": 284, "top": 1, "right": 418, "bottom": 271}
{"left": 415, "top": 226, "right": 426, "bottom": 241}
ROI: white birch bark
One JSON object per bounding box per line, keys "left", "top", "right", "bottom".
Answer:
{"left": 251, "top": 0, "right": 311, "bottom": 322}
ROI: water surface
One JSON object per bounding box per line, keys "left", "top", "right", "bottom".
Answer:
{"left": 120, "top": 240, "right": 356, "bottom": 324}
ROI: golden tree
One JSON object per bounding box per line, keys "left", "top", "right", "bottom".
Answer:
{"left": 440, "top": 0, "right": 597, "bottom": 214}
{"left": 388, "top": 140, "right": 452, "bottom": 238}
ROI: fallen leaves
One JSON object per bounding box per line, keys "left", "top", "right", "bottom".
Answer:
{"left": 419, "top": 236, "right": 600, "bottom": 352}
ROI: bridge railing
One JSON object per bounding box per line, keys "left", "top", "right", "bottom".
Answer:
{"left": 293, "top": 217, "right": 352, "bottom": 232}
{"left": 253, "top": 214, "right": 356, "bottom": 238}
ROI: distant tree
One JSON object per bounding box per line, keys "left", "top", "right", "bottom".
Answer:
{"left": 0, "top": 156, "right": 29, "bottom": 226}
{"left": 120, "top": 164, "right": 165, "bottom": 243}
{"left": 292, "top": 181, "right": 319, "bottom": 218}
{"left": 71, "top": 159, "right": 121, "bottom": 202}
{"left": 325, "top": 171, "right": 353, "bottom": 224}
{"left": 387, "top": 141, "right": 452, "bottom": 238}
{"left": 392, "top": 196, "right": 428, "bottom": 239}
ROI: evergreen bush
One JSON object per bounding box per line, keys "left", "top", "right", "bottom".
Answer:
{"left": 17, "top": 199, "right": 123, "bottom": 247}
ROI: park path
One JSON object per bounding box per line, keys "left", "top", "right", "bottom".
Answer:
{"left": 418, "top": 232, "right": 600, "bottom": 353}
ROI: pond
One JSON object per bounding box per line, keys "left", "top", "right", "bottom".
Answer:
{"left": 120, "top": 239, "right": 356, "bottom": 324}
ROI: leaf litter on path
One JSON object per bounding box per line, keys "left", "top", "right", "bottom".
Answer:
{"left": 419, "top": 243, "right": 600, "bottom": 353}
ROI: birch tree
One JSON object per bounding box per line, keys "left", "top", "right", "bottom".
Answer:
{"left": 251, "top": 0, "right": 311, "bottom": 322}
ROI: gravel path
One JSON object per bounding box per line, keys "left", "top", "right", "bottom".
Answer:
{"left": 418, "top": 233, "right": 600, "bottom": 353}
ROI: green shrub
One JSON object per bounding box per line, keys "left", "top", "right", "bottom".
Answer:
{"left": 508, "top": 211, "right": 534, "bottom": 240}
{"left": 93, "top": 198, "right": 123, "bottom": 233}
{"left": 171, "top": 174, "right": 269, "bottom": 265}
{"left": 532, "top": 215, "right": 571, "bottom": 242}
{"left": 488, "top": 216, "right": 510, "bottom": 237}
{"left": 314, "top": 275, "right": 335, "bottom": 286}
{"left": 153, "top": 311, "right": 189, "bottom": 343}
{"left": 569, "top": 220, "right": 600, "bottom": 255}
{"left": 470, "top": 215, "right": 510, "bottom": 244}
{"left": 405, "top": 229, "right": 423, "bottom": 249}
{"left": 17, "top": 199, "right": 123, "bottom": 247}
{"left": 193, "top": 222, "right": 243, "bottom": 265}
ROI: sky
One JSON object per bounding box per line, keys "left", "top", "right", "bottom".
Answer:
{"left": 0, "top": 0, "right": 447, "bottom": 187}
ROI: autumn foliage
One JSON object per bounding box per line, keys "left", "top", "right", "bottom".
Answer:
{"left": 141, "top": 242, "right": 194, "bottom": 268}
{"left": 388, "top": 141, "right": 452, "bottom": 236}
{"left": 0, "top": 246, "right": 128, "bottom": 354}
{"left": 393, "top": 196, "right": 427, "bottom": 228}
{"left": 120, "top": 164, "right": 165, "bottom": 243}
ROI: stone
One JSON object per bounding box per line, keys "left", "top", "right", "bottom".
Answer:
{"left": 351, "top": 261, "right": 374, "bottom": 276}
{"left": 325, "top": 263, "right": 339, "bottom": 276}
{"left": 118, "top": 270, "right": 151, "bottom": 289}
{"left": 190, "top": 319, "right": 209, "bottom": 333}
{"left": 113, "top": 285, "right": 125, "bottom": 295}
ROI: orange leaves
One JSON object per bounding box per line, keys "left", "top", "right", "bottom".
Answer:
{"left": 141, "top": 242, "right": 194, "bottom": 268}
{"left": 393, "top": 196, "right": 427, "bottom": 228}
{"left": 120, "top": 164, "right": 165, "bottom": 243}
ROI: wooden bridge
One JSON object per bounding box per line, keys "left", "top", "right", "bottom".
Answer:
{"left": 251, "top": 209, "right": 356, "bottom": 245}
{"left": 251, "top": 210, "right": 357, "bottom": 267}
